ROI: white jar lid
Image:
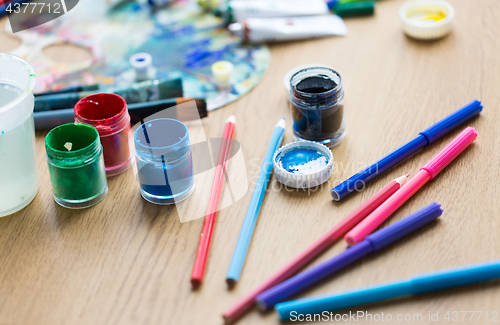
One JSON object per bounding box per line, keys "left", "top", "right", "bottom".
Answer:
{"left": 211, "top": 60, "right": 234, "bottom": 88}
{"left": 129, "top": 52, "right": 155, "bottom": 81}
{"left": 399, "top": 0, "right": 455, "bottom": 40}
{"left": 273, "top": 140, "right": 334, "bottom": 189}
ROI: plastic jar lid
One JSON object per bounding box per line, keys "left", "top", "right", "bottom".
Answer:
{"left": 211, "top": 60, "right": 234, "bottom": 88}
{"left": 130, "top": 52, "right": 155, "bottom": 81}
{"left": 399, "top": 0, "right": 455, "bottom": 40}
{"left": 273, "top": 140, "right": 334, "bottom": 189}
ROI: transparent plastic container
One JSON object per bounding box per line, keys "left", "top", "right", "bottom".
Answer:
{"left": 134, "top": 118, "right": 195, "bottom": 205}
{"left": 0, "top": 53, "right": 38, "bottom": 217}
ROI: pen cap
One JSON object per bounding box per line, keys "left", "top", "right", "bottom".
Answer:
{"left": 419, "top": 100, "right": 482, "bottom": 145}
{"left": 365, "top": 202, "right": 442, "bottom": 252}
{"left": 421, "top": 127, "right": 477, "bottom": 180}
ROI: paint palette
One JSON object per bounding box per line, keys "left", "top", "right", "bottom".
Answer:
{"left": 6, "top": 0, "right": 271, "bottom": 110}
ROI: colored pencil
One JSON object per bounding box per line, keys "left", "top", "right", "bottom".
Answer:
{"left": 34, "top": 98, "right": 208, "bottom": 131}
{"left": 191, "top": 115, "right": 236, "bottom": 286}
{"left": 226, "top": 117, "right": 286, "bottom": 286}
{"left": 276, "top": 259, "right": 500, "bottom": 320}
{"left": 222, "top": 174, "right": 409, "bottom": 324}
{"left": 255, "top": 202, "right": 443, "bottom": 310}
{"left": 345, "top": 127, "right": 477, "bottom": 245}
{"left": 330, "top": 100, "right": 482, "bottom": 201}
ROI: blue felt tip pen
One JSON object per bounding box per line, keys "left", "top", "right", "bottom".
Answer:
{"left": 226, "top": 117, "right": 286, "bottom": 286}
{"left": 330, "top": 100, "right": 483, "bottom": 201}
{"left": 275, "top": 259, "right": 500, "bottom": 320}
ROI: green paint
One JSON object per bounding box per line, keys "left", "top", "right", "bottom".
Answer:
{"left": 45, "top": 123, "right": 108, "bottom": 208}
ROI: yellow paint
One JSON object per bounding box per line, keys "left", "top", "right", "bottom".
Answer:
{"left": 212, "top": 61, "right": 233, "bottom": 72}
{"left": 406, "top": 6, "right": 448, "bottom": 22}
{"left": 421, "top": 12, "right": 446, "bottom": 21}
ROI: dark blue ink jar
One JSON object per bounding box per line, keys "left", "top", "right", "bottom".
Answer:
{"left": 134, "top": 118, "right": 195, "bottom": 205}
{"left": 290, "top": 67, "right": 345, "bottom": 148}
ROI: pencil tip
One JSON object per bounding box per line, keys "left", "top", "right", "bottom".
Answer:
{"left": 276, "top": 117, "right": 286, "bottom": 129}
{"left": 395, "top": 174, "right": 410, "bottom": 186}
{"left": 226, "top": 278, "right": 236, "bottom": 288}
{"left": 191, "top": 278, "right": 201, "bottom": 289}
{"left": 222, "top": 315, "right": 232, "bottom": 325}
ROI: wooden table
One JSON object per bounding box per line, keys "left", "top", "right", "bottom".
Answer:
{"left": 1, "top": 1, "right": 499, "bottom": 324}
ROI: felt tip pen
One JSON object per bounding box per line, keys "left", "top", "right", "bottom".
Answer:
{"left": 255, "top": 203, "right": 443, "bottom": 310}
{"left": 327, "top": 0, "right": 375, "bottom": 17}
{"left": 34, "top": 78, "right": 183, "bottom": 112}
{"left": 275, "top": 259, "right": 500, "bottom": 320}
{"left": 345, "top": 127, "right": 477, "bottom": 245}
{"left": 34, "top": 84, "right": 100, "bottom": 97}
{"left": 34, "top": 97, "right": 208, "bottom": 131}
{"left": 331, "top": 100, "right": 482, "bottom": 201}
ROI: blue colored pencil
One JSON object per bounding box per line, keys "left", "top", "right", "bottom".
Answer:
{"left": 226, "top": 117, "right": 286, "bottom": 285}
{"left": 276, "top": 259, "right": 500, "bottom": 320}
{"left": 330, "top": 100, "right": 483, "bottom": 201}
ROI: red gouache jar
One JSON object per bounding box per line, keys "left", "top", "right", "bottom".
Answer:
{"left": 74, "top": 93, "right": 132, "bottom": 176}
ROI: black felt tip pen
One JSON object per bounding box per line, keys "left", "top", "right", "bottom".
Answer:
{"left": 34, "top": 97, "right": 208, "bottom": 131}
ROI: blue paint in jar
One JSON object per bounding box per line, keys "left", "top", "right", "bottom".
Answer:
{"left": 289, "top": 67, "right": 346, "bottom": 148}
{"left": 134, "top": 118, "right": 195, "bottom": 204}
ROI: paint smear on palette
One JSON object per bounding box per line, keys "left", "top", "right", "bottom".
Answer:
{"left": 6, "top": 0, "right": 271, "bottom": 111}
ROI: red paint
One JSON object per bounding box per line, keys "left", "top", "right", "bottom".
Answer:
{"left": 74, "top": 93, "right": 132, "bottom": 176}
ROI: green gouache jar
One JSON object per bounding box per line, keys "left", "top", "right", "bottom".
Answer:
{"left": 45, "top": 123, "right": 108, "bottom": 208}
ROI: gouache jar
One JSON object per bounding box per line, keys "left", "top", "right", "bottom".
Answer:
{"left": 134, "top": 118, "right": 195, "bottom": 205}
{"left": 45, "top": 123, "right": 108, "bottom": 208}
{"left": 0, "top": 53, "right": 38, "bottom": 217}
{"left": 74, "top": 93, "right": 132, "bottom": 176}
{"left": 289, "top": 67, "right": 346, "bottom": 148}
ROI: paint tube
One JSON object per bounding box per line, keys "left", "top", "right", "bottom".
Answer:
{"left": 228, "top": 15, "right": 348, "bottom": 43}
{"left": 223, "top": 0, "right": 331, "bottom": 22}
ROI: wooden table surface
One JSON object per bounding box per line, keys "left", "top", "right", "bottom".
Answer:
{"left": 1, "top": 1, "right": 499, "bottom": 324}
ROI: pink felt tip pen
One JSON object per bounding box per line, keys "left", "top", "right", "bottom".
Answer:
{"left": 345, "top": 127, "right": 478, "bottom": 246}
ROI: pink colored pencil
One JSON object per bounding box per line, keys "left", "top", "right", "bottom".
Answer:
{"left": 191, "top": 115, "right": 236, "bottom": 286}
{"left": 345, "top": 127, "right": 478, "bottom": 246}
{"left": 222, "top": 174, "right": 409, "bottom": 324}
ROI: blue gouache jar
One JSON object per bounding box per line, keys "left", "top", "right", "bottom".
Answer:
{"left": 134, "top": 118, "right": 195, "bottom": 204}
